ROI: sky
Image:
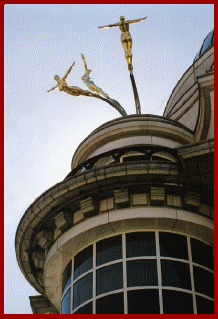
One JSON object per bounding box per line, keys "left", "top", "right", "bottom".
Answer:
{"left": 4, "top": 4, "right": 214, "bottom": 314}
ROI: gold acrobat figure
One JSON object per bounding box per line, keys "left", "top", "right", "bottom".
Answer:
{"left": 81, "top": 54, "right": 109, "bottom": 99}
{"left": 47, "top": 62, "right": 93, "bottom": 97}
{"left": 99, "top": 16, "right": 147, "bottom": 71}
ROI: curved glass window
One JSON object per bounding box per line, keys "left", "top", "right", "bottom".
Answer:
{"left": 159, "top": 232, "right": 188, "bottom": 260}
{"left": 96, "top": 262, "right": 123, "bottom": 296}
{"left": 73, "top": 273, "right": 93, "bottom": 309}
{"left": 191, "top": 237, "right": 214, "bottom": 270}
{"left": 127, "top": 259, "right": 158, "bottom": 287}
{"left": 162, "top": 290, "right": 194, "bottom": 314}
{"left": 74, "top": 302, "right": 93, "bottom": 314}
{"left": 74, "top": 245, "right": 93, "bottom": 280}
{"left": 64, "top": 231, "right": 213, "bottom": 313}
{"left": 61, "top": 289, "right": 71, "bottom": 314}
{"left": 201, "top": 30, "right": 214, "bottom": 55}
{"left": 194, "top": 29, "right": 214, "bottom": 61}
{"left": 161, "top": 259, "right": 191, "bottom": 290}
{"left": 193, "top": 265, "right": 214, "bottom": 298}
{"left": 126, "top": 232, "right": 156, "bottom": 258}
{"left": 128, "top": 289, "right": 160, "bottom": 314}
{"left": 96, "top": 292, "right": 124, "bottom": 314}
{"left": 62, "top": 260, "right": 72, "bottom": 294}
{"left": 196, "top": 295, "right": 214, "bottom": 314}
{"left": 96, "top": 235, "right": 122, "bottom": 266}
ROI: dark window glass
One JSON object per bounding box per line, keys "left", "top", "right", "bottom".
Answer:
{"left": 128, "top": 289, "right": 160, "bottom": 314}
{"left": 127, "top": 259, "right": 158, "bottom": 287}
{"left": 201, "top": 31, "right": 214, "bottom": 55}
{"left": 193, "top": 265, "right": 214, "bottom": 298}
{"left": 74, "top": 302, "right": 93, "bottom": 314}
{"left": 96, "top": 262, "right": 123, "bottom": 296}
{"left": 126, "top": 232, "right": 156, "bottom": 258}
{"left": 162, "top": 289, "right": 194, "bottom": 314}
{"left": 159, "top": 232, "right": 188, "bottom": 260}
{"left": 161, "top": 259, "right": 191, "bottom": 290}
{"left": 96, "top": 293, "right": 124, "bottom": 314}
{"left": 191, "top": 238, "right": 214, "bottom": 270}
{"left": 73, "top": 273, "right": 93, "bottom": 309}
{"left": 61, "top": 289, "right": 71, "bottom": 314}
{"left": 123, "top": 155, "right": 147, "bottom": 162}
{"left": 62, "top": 260, "right": 72, "bottom": 294}
{"left": 196, "top": 295, "right": 214, "bottom": 314}
{"left": 74, "top": 245, "right": 93, "bottom": 280}
{"left": 96, "top": 235, "right": 122, "bottom": 266}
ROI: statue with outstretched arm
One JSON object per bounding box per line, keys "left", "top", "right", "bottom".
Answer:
{"left": 47, "top": 62, "right": 93, "bottom": 97}
{"left": 81, "top": 54, "right": 109, "bottom": 99}
{"left": 47, "top": 62, "right": 127, "bottom": 117}
{"left": 98, "top": 16, "right": 147, "bottom": 71}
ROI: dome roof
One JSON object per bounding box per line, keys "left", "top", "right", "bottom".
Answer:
{"left": 194, "top": 29, "right": 214, "bottom": 61}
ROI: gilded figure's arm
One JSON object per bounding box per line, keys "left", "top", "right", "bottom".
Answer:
{"left": 81, "top": 54, "right": 88, "bottom": 71}
{"left": 47, "top": 84, "right": 58, "bottom": 93}
{"left": 62, "top": 61, "right": 75, "bottom": 81}
{"left": 126, "top": 17, "right": 147, "bottom": 24}
{"left": 98, "top": 22, "right": 119, "bottom": 29}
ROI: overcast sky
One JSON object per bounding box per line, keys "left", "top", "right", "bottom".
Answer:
{"left": 4, "top": 4, "right": 214, "bottom": 314}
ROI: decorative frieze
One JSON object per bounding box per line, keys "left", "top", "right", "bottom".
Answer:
{"left": 167, "top": 195, "right": 182, "bottom": 208}
{"left": 132, "top": 193, "right": 149, "bottom": 206}
{"left": 54, "top": 211, "right": 73, "bottom": 232}
{"left": 114, "top": 189, "right": 130, "bottom": 209}
{"left": 32, "top": 250, "right": 45, "bottom": 269}
{"left": 80, "top": 197, "right": 95, "bottom": 213}
{"left": 73, "top": 210, "right": 84, "bottom": 224}
{"left": 184, "top": 191, "right": 200, "bottom": 210}
{"left": 114, "top": 189, "right": 129, "bottom": 204}
{"left": 150, "top": 187, "right": 165, "bottom": 205}
{"left": 35, "top": 231, "right": 53, "bottom": 250}
{"left": 199, "top": 203, "right": 211, "bottom": 217}
{"left": 99, "top": 198, "right": 114, "bottom": 212}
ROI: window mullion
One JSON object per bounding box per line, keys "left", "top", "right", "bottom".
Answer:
{"left": 122, "top": 233, "right": 128, "bottom": 314}
{"left": 71, "top": 258, "right": 74, "bottom": 313}
{"left": 156, "top": 231, "right": 163, "bottom": 314}
{"left": 187, "top": 236, "right": 197, "bottom": 314}
{"left": 93, "top": 242, "right": 96, "bottom": 314}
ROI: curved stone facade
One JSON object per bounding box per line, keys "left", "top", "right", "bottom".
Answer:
{"left": 15, "top": 33, "right": 214, "bottom": 314}
{"left": 163, "top": 43, "right": 214, "bottom": 141}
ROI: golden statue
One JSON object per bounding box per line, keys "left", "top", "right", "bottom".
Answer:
{"left": 47, "top": 62, "right": 127, "bottom": 117}
{"left": 99, "top": 16, "right": 147, "bottom": 71}
{"left": 81, "top": 54, "right": 109, "bottom": 99}
{"left": 47, "top": 62, "right": 93, "bottom": 97}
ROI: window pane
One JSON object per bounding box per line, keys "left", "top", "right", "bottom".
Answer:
{"left": 96, "top": 293, "right": 124, "bottom": 314}
{"left": 201, "top": 31, "right": 214, "bottom": 55}
{"left": 73, "top": 273, "right": 93, "bottom": 309}
{"left": 162, "top": 289, "right": 194, "bottom": 314}
{"left": 191, "top": 238, "right": 214, "bottom": 270}
{"left": 193, "top": 265, "right": 214, "bottom": 298}
{"left": 128, "top": 289, "right": 160, "bottom": 314}
{"left": 74, "top": 245, "right": 93, "bottom": 280}
{"left": 62, "top": 260, "right": 72, "bottom": 294}
{"left": 126, "top": 232, "right": 156, "bottom": 258}
{"left": 96, "top": 235, "right": 122, "bottom": 266}
{"left": 127, "top": 259, "right": 158, "bottom": 287}
{"left": 61, "top": 289, "right": 71, "bottom": 314}
{"left": 196, "top": 295, "right": 214, "bottom": 314}
{"left": 74, "top": 302, "right": 93, "bottom": 314}
{"left": 159, "top": 232, "right": 188, "bottom": 260}
{"left": 161, "top": 260, "right": 191, "bottom": 290}
{"left": 96, "top": 263, "right": 123, "bottom": 296}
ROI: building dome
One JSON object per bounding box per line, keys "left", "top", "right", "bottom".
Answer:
{"left": 194, "top": 29, "right": 214, "bottom": 61}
